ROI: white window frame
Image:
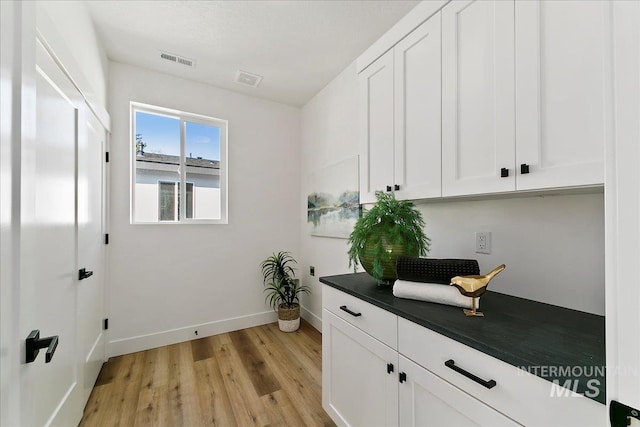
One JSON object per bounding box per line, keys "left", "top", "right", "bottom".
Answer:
{"left": 130, "top": 102, "right": 228, "bottom": 224}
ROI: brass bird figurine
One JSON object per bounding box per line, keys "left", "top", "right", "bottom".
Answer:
{"left": 450, "top": 264, "right": 506, "bottom": 317}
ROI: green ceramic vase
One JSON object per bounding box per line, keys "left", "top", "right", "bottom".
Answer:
{"left": 359, "top": 234, "right": 412, "bottom": 285}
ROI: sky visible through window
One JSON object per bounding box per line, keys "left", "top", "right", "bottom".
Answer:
{"left": 135, "top": 111, "right": 220, "bottom": 160}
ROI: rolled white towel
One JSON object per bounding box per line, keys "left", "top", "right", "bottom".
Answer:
{"left": 393, "top": 279, "right": 478, "bottom": 309}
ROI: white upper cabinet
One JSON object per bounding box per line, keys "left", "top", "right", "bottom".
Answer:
{"left": 515, "top": 0, "right": 610, "bottom": 190}
{"left": 360, "top": 0, "right": 609, "bottom": 201}
{"left": 360, "top": 14, "right": 443, "bottom": 204}
{"left": 394, "top": 14, "right": 442, "bottom": 201}
{"left": 442, "top": 0, "right": 516, "bottom": 197}
{"left": 360, "top": 50, "right": 395, "bottom": 204}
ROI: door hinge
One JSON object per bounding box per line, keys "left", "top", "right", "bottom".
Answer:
{"left": 103, "top": 318, "right": 109, "bottom": 330}
{"left": 105, "top": 233, "right": 109, "bottom": 244}
{"left": 105, "top": 151, "right": 110, "bottom": 163}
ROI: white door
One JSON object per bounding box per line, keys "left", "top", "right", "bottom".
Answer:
{"left": 18, "top": 37, "right": 85, "bottom": 426}
{"left": 359, "top": 50, "right": 394, "bottom": 204}
{"left": 394, "top": 12, "right": 442, "bottom": 200}
{"left": 398, "top": 356, "right": 519, "bottom": 427}
{"left": 322, "top": 310, "right": 398, "bottom": 427}
{"left": 77, "top": 111, "right": 107, "bottom": 404}
{"left": 442, "top": 0, "right": 515, "bottom": 197}
{"left": 515, "top": 0, "right": 610, "bottom": 190}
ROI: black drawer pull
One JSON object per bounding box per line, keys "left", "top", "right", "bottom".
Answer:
{"left": 445, "top": 359, "right": 496, "bottom": 389}
{"left": 500, "top": 167, "right": 509, "bottom": 178}
{"left": 520, "top": 163, "right": 530, "bottom": 174}
{"left": 386, "top": 185, "right": 392, "bottom": 192}
{"left": 339, "top": 305, "right": 362, "bottom": 317}
{"left": 387, "top": 363, "right": 394, "bottom": 374}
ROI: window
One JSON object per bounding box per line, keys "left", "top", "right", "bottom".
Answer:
{"left": 131, "top": 103, "right": 227, "bottom": 224}
{"left": 158, "top": 181, "right": 194, "bottom": 221}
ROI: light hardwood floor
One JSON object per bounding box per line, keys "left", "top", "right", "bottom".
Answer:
{"left": 79, "top": 320, "right": 335, "bottom": 427}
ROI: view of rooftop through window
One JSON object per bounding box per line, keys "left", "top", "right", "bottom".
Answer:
{"left": 132, "top": 105, "right": 227, "bottom": 223}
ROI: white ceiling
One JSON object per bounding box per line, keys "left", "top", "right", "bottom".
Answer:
{"left": 87, "top": 0, "right": 419, "bottom": 107}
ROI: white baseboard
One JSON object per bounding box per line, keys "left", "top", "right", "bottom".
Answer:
{"left": 107, "top": 310, "right": 278, "bottom": 357}
{"left": 301, "top": 305, "right": 322, "bottom": 332}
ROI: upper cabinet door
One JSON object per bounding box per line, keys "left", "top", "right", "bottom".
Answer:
{"left": 515, "top": 0, "right": 610, "bottom": 190}
{"left": 360, "top": 50, "right": 395, "bottom": 204}
{"left": 394, "top": 13, "right": 442, "bottom": 200}
{"left": 442, "top": 0, "right": 515, "bottom": 197}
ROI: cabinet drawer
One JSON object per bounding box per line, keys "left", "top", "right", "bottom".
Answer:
{"left": 323, "top": 285, "right": 398, "bottom": 349}
{"left": 398, "top": 318, "right": 605, "bottom": 427}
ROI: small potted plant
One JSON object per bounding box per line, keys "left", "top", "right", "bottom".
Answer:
{"left": 260, "top": 251, "right": 310, "bottom": 332}
{"left": 348, "top": 191, "right": 430, "bottom": 284}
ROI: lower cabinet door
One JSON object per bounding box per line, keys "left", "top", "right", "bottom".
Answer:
{"left": 323, "top": 309, "right": 399, "bottom": 427}
{"left": 398, "top": 356, "right": 520, "bottom": 427}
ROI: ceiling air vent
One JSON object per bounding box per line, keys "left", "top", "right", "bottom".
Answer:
{"left": 234, "top": 70, "right": 263, "bottom": 88}
{"left": 159, "top": 51, "right": 195, "bottom": 68}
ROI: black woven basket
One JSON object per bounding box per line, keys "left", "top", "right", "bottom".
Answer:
{"left": 395, "top": 256, "right": 480, "bottom": 284}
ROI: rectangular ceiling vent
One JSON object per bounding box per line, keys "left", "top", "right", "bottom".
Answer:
{"left": 235, "top": 70, "right": 263, "bottom": 88}
{"left": 159, "top": 51, "right": 195, "bottom": 68}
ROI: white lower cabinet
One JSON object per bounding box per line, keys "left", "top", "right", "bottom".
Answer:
{"left": 398, "top": 355, "right": 518, "bottom": 427}
{"left": 323, "top": 309, "right": 399, "bottom": 427}
{"left": 322, "top": 286, "right": 606, "bottom": 427}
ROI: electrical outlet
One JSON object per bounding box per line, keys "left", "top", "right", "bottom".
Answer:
{"left": 475, "top": 232, "right": 491, "bottom": 254}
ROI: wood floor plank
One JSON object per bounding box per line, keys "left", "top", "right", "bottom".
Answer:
{"left": 264, "top": 322, "right": 322, "bottom": 387}
{"left": 93, "top": 356, "right": 121, "bottom": 387}
{"left": 191, "top": 336, "right": 214, "bottom": 362}
{"left": 261, "top": 389, "right": 307, "bottom": 427}
{"left": 80, "top": 322, "right": 334, "bottom": 427}
{"left": 78, "top": 383, "right": 112, "bottom": 426}
{"left": 212, "top": 334, "right": 270, "bottom": 426}
{"left": 300, "top": 319, "right": 322, "bottom": 345}
{"left": 193, "top": 355, "right": 237, "bottom": 426}
{"left": 249, "top": 325, "right": 335, "bottom": 426}
{"left": 139, "top": 346, "right": 169, "bottom": 391}
{"left": 166, "top": 342, "right": 201, "bottom": 426}
{"left": 229, "top": 329, "right": 281, "bottom": 397}
{"left": 98, "top": 351, "right": 147, "bottom": 427}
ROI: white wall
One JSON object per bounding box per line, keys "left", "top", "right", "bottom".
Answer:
{"left": 299, "top": 63, "right": 361, "bottom": 328}
{"left": 299, "top": 62, "right": 606, "bottom": 325}
{"left": 108, "top": 62, "right": 300, "bottom": 355}
{"left": 36, "top": 1, "right": 108, "bottom": 107}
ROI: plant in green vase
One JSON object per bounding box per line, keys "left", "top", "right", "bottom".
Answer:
{"left": 348, "top": 191, "right": 430, "bottom": 284}
{"left": 260, "top": 251, "right": 310, "bottom": 332}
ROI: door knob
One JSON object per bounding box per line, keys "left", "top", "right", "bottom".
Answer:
{"left": 78, "top": 268, "right": 93, "bottom": 280}
{"left": 26, "top": 330, "right": 59, "bottom": 363}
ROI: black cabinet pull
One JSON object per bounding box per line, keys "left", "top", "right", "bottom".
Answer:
{"left": 394, "top": 184, "right": 400, "bottom": 191}
{"left": 386, "top": 185, "right": 392, "bottom": 192}
{"left": 26, "top": 330, "right": 59, "bottom": 363}
{"left": 78, "top": 268, "right": 93, "bottom": 280}
{"left": 399, "top": 372, "right": 407, "bottom": 383}
{"left": 445, "top": 359, "right": 496, "bottom": 389}
{"left": 387, "top": 363, "right": 394, "bottom": 374}
{"left": 339, "top": 305, "right": 362, "bottom": 317}
{"left": 500, "top": 168, "right": 509, "bottom": 178}
{"left": 520, "top": 163, "right": 530, "bottom": 174}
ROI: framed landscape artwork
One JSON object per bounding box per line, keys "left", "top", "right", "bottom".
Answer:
{"left": 307, "top": 156, "right": 360, "bottom": 238}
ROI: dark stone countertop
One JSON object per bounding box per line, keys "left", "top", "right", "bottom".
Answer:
{"left": 320, "top": 272, "right": 606, "bottom": 404}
